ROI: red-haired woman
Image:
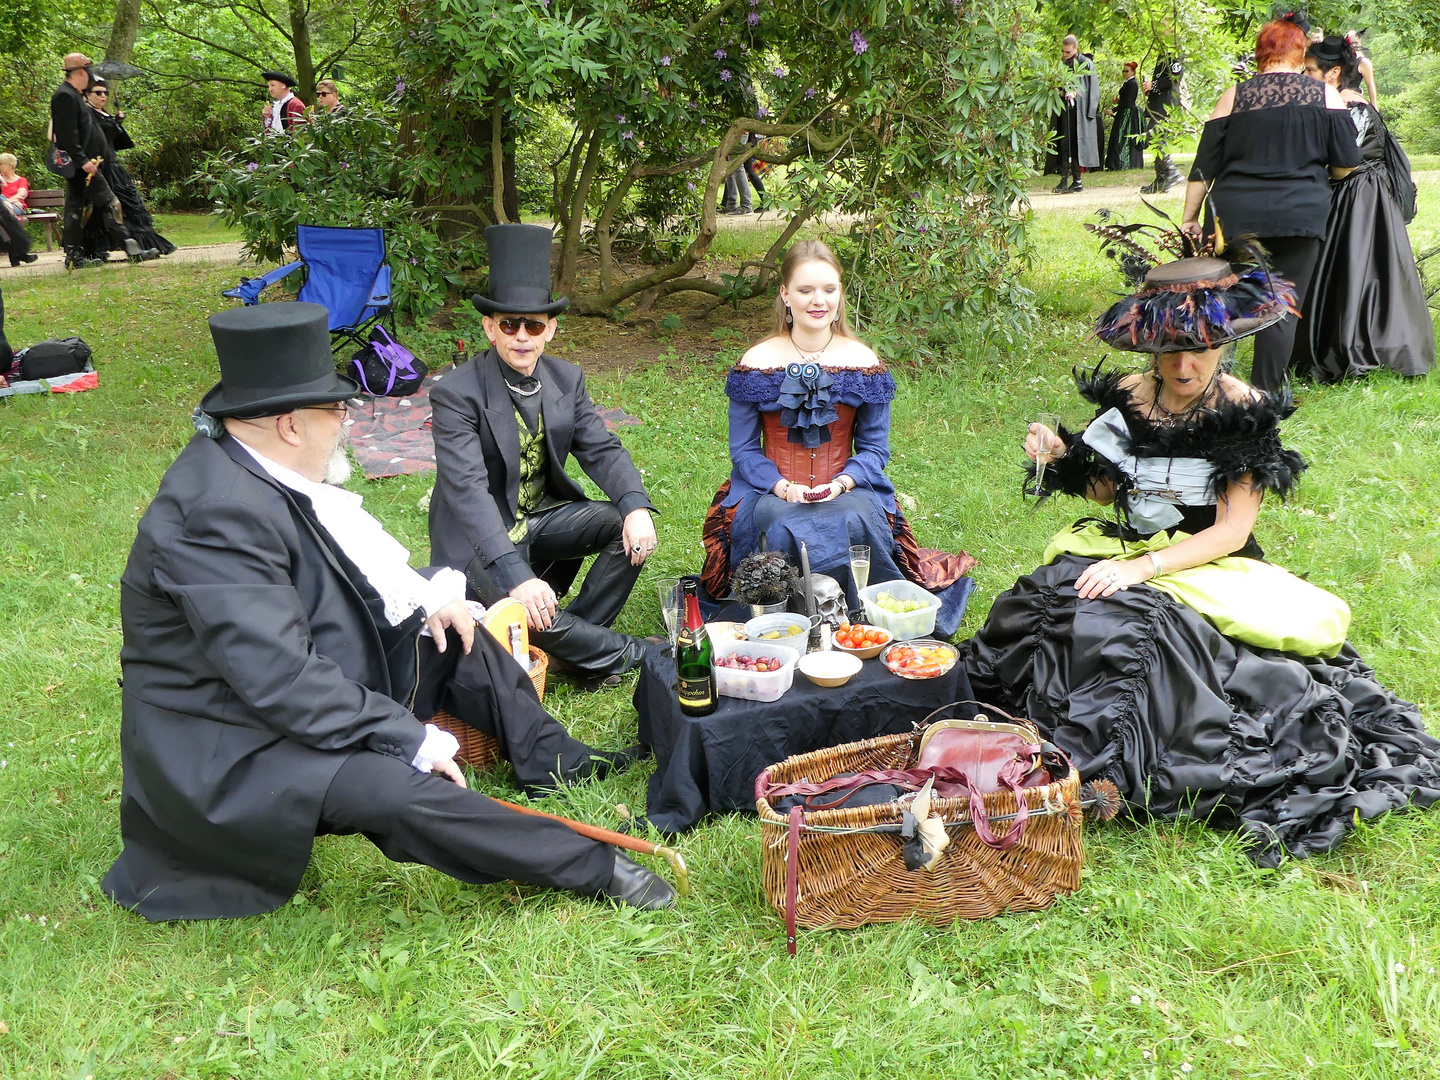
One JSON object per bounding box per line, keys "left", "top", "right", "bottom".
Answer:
{"left": 1181, "top": 15, "right": 1360, "bottom": 393}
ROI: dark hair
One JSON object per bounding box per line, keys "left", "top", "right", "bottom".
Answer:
{"left": 1256, "top": 18, "right": 1309, "bottom": 69}
{"left": 1305, "top": 35, "right": 1359, "bottom": 88}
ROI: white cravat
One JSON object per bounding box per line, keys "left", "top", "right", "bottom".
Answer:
{"left": 236, "top": 441, "right": 469, "bottom": 773}
{"left": 268, "top": 92, "right": 294, "bottom": 133}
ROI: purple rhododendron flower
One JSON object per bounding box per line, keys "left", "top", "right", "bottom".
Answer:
{"left": 617, "top": 114, "right": 626, "bottom": 123}
{"left": 750, "top": 0, "right": 759, "bottom": 5}
{"left": 715, "top": 48, "right": 727, "bottom": 59}
{"left": 686, "top": 181, "right": 697, "bottom": 190}
{"left": 409, "top": 257, "right": 419, "bottom": 265}
{"left": 850, "top": 30, "right": 868, "bottom": 55}
{"left": 757, "top": 106, "right": 769, "bottom": 118}
{"left": 245, "top": 162, "right": 258, "bottom": 171}
{"left": 773, "top": 66, "right": 786, "bottom": 77}
{"left": 394, "top": 77, "right": 406, "bottom": 96}
{"left": 660, "top": 55, "right": 672, "bottom": 66}
{"left": 621, "top": 130, "right": 635, "bottom": 140}
{"left": 748, "top": 12, "right": 759, "bottom": 25}
{"left": 804, "top": 87, "right": 816, "bottom": 99}
{"left": 720, "top": 69, "right": 732, "bottom": 81}
{"left": 917, "top": 224, "right": 928, "bottom": 234}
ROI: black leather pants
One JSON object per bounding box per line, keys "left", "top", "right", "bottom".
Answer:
{"left": 466, "top": 500, "right": 647, "bottom": 677}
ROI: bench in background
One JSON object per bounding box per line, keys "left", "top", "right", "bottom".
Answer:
{"left": 25, "top": 189, "right": 63, "bottom": 251}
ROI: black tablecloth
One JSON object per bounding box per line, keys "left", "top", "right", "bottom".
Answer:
{"left": 635, "top": 644, "right": 973, "bottom": 833}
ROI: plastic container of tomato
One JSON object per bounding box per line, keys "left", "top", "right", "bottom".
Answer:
{"left": 880, "top": 639, "right": 958, "bottom": 680}
{"left": 711, "top": 640, "right": 800, "bottom": 702}
{"left": 859, "top": 580, "right": 942, "bottom": 640}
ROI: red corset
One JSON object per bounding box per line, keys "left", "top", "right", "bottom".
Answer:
{"left": 760, "top": 404, "right": 856, "bottom": 487}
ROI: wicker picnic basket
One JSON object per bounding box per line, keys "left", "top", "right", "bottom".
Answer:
{"left": 755, "top": 723, "right": 1085, "bottom": 934}
{"left": 430, "top": 645, "right": 548, "bottom": 771}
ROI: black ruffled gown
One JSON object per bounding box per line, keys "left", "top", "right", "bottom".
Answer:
{"left": 1105, "top": 77, "right": 1145, "bottom": 171}
{"left": 961, "top": 371, "right": 1440, "bottom": 866}
{"left": 81, "top": 110, "right": 176, "bottom": 260}
{"left": 1299, "top": 101, "right": 1434, "bottom": 381}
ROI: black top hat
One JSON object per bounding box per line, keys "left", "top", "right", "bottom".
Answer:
{"left": 1094, "top": 253, "right": 1299, "bottom": 354}
{"left": 261, "top": 70, "right": 297, "bottom": 88}
{"left": 471, "top": 224, "right": 568, "bottom": 317}
{"left": 201, "top": 303, "right": 359, "bottom": 418}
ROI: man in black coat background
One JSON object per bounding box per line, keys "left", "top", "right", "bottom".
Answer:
{"left": 49, "top": 52, "right": 137, "bottom": 270}
{"left": 103, "top": 302, "right": 672, "bottom": 921}
{"left": 430, "top": 225, "right": 659, "bottom": 685}
{"left": 1142, "top": 55, "right": 1185, "bottom": 193}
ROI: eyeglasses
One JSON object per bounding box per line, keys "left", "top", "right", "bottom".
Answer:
{"left": 305, "top": 403, "right": 349, "bottom": 415}
{"left": 496, "top": 317, "right": 549, "bottom": 336}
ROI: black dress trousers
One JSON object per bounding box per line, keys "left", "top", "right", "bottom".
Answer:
{"left": 1250, "top": 235, "right": 1322, "bottom": 394}
{"left": 317, "top": 751, "right": 615, "bottom": 896}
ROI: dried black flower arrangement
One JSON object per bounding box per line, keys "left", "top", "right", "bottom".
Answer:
{"left": 730, "top": 550, "right": 800, "bottom": 605}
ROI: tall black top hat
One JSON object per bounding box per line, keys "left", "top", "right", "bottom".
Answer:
{"left": 260, "top": 70, "right": 297, "bottom": 87}
{"left": 471, "top": 224, "right": 568, "bottom": 317}
{"left": 201, "top": 303, "right": 359, "bottom": 418}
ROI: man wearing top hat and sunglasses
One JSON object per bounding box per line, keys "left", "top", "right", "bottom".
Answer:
{"left": 103, "top": 302, "right": 673, "bottom": 922}
{"left": 429, "top": 224, "right": 660, "bottom": 688}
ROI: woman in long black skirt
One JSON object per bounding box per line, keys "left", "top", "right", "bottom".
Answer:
{"left": 81, "top": 78, "right": 175, "bottom": 261}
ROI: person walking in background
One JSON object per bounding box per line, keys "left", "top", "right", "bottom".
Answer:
{"left": 720, "top": 163, "right": 753, "bottom": 216}
{"left": 1298, "top": 36, "right": 1433, "bottom": 382}
{"left": 1106, "top": 61, "right": 1146, "bottom": 171}
{"left": 261, "top": 71, "right": 306, "bottom": 133}
{"left": 1181, "top": 15, "right": 1360, "bottom": 393}
{"left": 79, "top": 77, "right": 169, "bottom": 261}
{"left": 1141, "top": 55, "right": 1185, "bottom": 193}
{"left": 743, "top": 134, "right": 767, "bottom": 213}
{"left": 50, "top": 52, "right": 139, "bottom": 270}
{"left": 1052, "top": 35, "right": 1099, "bottom": 193}
{"left": 1345, "top": 31, "right": 1379, "bottom": 106}
{"left": 311, "top": 79, "right": 342, "bottom": 116}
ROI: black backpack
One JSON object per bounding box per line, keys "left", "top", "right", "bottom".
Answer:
{"left": 17, "top": 337, "right": 93, "bottom": 381}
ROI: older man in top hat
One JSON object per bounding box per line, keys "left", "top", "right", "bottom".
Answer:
{"left": 103, "top": 302, "right": 671, "bottom": 922}
{"left": 429, "top": 224, "right": 659, "bottom": 687}
{"left": 261, "top": 70, "right": 307, "bottom": 133}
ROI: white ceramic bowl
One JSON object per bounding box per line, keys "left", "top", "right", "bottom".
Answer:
{"left": 797, "top": 650, "right": 863, "bottom": 688}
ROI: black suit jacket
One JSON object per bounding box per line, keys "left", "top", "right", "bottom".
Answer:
{"left": 428, "top": 349, "right": 653, "bottom": 592}
{"left": 103, "top": 433, "right": 427, "bottom": 921}
{"left": 51, "top": 81, "right": 105, "bottom": 164}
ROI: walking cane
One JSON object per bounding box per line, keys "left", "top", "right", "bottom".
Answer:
{"left": 490, "top": 796, "right": 691, "bottom": 896}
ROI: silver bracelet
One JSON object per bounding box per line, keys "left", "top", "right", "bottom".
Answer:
{"left": 1148, "top": 551, "right": 1164, "bottom": 577}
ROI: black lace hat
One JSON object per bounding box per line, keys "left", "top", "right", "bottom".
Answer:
{"left": 471, "top": 224, "right": 569, "bottom": 317}
{"left": 200, "top": 303, "right": 359, "bottom": 418}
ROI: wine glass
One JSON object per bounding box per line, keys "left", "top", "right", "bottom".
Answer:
{"left": 848, "top": 544, "right": 871, "bottom": 594}
{"left": 656, "top": 577, "right": 682, "bottom": 654}
{"left": 1031, "top": 411, "right": 1062, "bottom": 496}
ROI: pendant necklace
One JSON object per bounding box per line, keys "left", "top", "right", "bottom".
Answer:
{"left": 790, "top": 330, "right": 834, "bottom": 364}
{"left": 1148, "top": 366, "right": 1220, "bottom": 427}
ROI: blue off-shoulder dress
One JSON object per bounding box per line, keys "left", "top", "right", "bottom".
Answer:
{"left": 700, "top": 361, "right": 975, "bottom": 632}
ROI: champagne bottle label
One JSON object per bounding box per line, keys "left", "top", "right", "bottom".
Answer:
{"left": 677, "top": 674, "right": 714, "bottom": 710}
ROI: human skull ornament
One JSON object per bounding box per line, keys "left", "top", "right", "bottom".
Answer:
{"left": 810, "top": 574, "right": 846, "bottom": 628}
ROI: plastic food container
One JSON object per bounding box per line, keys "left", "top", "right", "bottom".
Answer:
{"left": 742, "top": 612, "right": 813, "bottom": 653}
{"left": 859, "top": 581, "right": 943, "bottom": 640}
{"left": 712, "top": 641, "right": 800, "bottom": 703}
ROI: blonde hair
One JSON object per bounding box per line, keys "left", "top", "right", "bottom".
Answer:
{"left": 0, "top": 153, "right": 16, "bottom": 169}
{"left": 315, "top": 79, "right": 338, "bottom": 95}
{"left": 771, "top": 240, "right": 855, "bottom": 339}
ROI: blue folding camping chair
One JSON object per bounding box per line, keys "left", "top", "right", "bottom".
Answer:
{"left": 222, "top": 224, "right": 394, "bottom": 352}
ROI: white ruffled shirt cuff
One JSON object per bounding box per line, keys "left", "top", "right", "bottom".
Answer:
{"left": 420, "top": 566, "right": 469, "bottom": 619}
{"left": 410, "top": 723, "right": 460, "bottom": 774}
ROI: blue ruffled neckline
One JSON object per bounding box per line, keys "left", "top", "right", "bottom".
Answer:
{"left": 725, "top": 364, "right": 896, "bottom": 406}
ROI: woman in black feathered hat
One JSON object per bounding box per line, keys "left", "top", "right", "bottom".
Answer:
{"left": 959, "top": 234, "right": 1440, "bottom": 869}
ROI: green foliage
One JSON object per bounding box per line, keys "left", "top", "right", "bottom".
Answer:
{"left": 200, "top": 104, "right": 478, "bottom": 318}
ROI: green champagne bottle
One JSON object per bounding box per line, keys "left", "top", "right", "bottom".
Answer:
{"left": 675, "top": 582, "right": 717, "bottom": 716}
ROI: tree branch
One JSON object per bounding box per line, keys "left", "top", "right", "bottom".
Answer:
{"left": 491, "top": 94, "right": 509, "bottom": 224}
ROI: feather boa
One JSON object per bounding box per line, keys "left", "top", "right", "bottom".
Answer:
{"left": 1027, "top": 366, "right": 1306, "bottom": 504}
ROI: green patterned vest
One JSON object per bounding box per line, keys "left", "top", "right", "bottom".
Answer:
{"left": 508, "top": 404, "right": 550, "bottom": 544}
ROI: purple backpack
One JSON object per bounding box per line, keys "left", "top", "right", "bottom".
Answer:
{"left": 348, "top": 325, "right": 428, "bottom": 397}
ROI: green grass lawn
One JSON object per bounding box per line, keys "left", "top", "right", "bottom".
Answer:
{"left": 1, "top": 186, "right": 1439, "bottom": 1078}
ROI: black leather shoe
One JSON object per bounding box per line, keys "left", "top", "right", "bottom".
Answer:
{"left": 15, "top": 252, "right": 39, "bottom": 265}
{"left": 65, "top": 254, "right": 105, "bottom": 270}
{"left": 598, "top": 851, "right": 676, "bottom": 910}
{"left": 1067, "top": 181, "right": 1084, "bottom": 193}
{"left": 1050, "top": 180, "right": 1069, "bottom": 194}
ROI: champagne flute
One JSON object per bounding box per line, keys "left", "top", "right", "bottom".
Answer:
{"left": 1031, "top": 411, "right": 1062, "bottom": 496}
{"left": 848, "top": 544, "right": 871, "bottom": 595}
{"left": 657, "top": 577, "right": 682, "bottom": 655}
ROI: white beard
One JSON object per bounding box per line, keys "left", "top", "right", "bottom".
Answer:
{"left": 322, "top": 438, "right": 353, "bottom": 486}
